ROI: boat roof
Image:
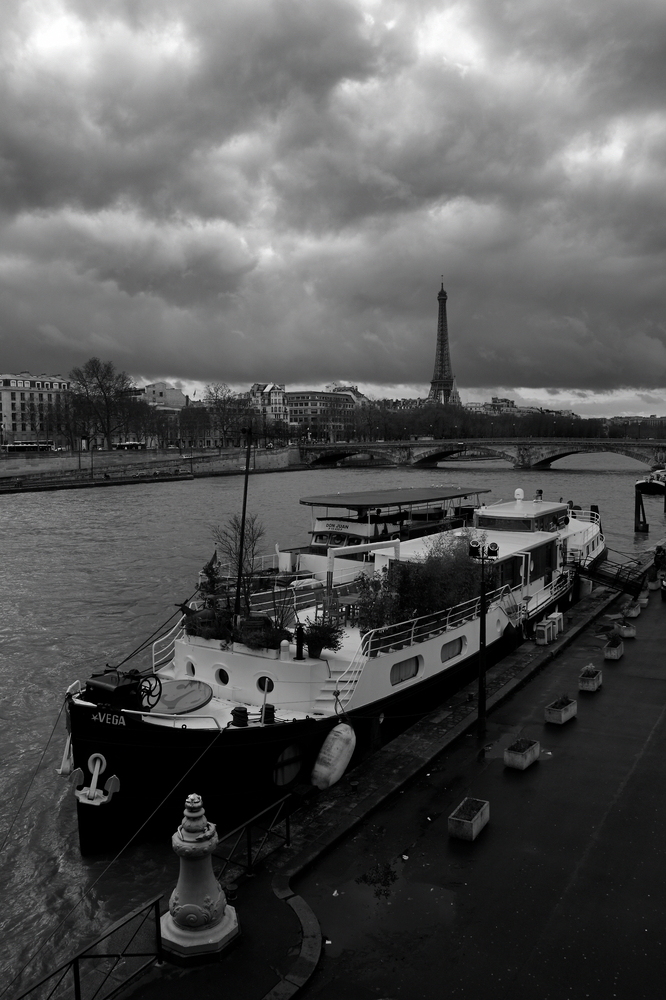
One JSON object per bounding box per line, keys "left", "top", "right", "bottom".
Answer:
{"left": 371, "top": 526, "right": 559, "bottom": 563}
{"left": 479, "top": 497, "right": 568, "bottom": 517}
{"left": 300, "top": 487, "right": 489, "bottom": 511}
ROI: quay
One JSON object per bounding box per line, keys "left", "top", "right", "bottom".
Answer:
{"left": 116, "top": 559, "right": 666, "bottom": 1000}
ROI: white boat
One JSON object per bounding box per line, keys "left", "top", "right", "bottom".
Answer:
{"left": 61, "top": 486, "right": 604, "bottom": 854}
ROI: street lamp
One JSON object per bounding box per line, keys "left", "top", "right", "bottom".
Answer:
{"left": 469, "top": 538, "right": 499, "bottom": 734}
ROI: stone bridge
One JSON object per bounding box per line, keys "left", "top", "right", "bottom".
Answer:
{"left": 300, "top": 438, "right": 666, "bottom": 470}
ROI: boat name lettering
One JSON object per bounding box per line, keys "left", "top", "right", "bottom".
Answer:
{"left": 324, "top": 522, "right": 350, "bottom": 531}
{"left": 91, "top": 712, "right": 126, "bottom": 726}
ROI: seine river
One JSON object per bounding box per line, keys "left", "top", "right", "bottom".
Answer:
{"left": 1, "top": 454, "right": 662, "bottom": 992}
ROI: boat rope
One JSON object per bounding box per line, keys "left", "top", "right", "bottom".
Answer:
{"left": 112, "top": 587, "right": 199, "bottom": 669}
{"left": 2, "top": 726, "right": 226, "bottom": 1000}
{"left": 0, "top": 697, "right": 67, "bottom": 860}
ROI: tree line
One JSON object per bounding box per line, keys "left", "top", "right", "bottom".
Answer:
{"left": 32, "top": 356, "right": 666, "bottom": 451}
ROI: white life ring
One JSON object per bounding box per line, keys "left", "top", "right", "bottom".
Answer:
{"left": 311, "top": 722, "right": 356, "bottom": 790}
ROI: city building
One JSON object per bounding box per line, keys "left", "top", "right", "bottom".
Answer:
{"left": 139, "top": 381, "right": 186, "bottom": 411}
{"left": 428, "top": 282, "right": 462, "bottom": 406}
{"left": 0, "top": 371, "right": 71, "bottom": 447}
{"left": 247, "top": 383, "right": 288, "bottom": 425}
{"left": 326, "top": 384, "right": 370, "bottom": 407}
{"left": 286, "top": 389, "right": 357, "bottom": 441}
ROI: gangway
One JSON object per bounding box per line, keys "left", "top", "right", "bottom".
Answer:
{"left": 577, "top": 558, "right": 647, "bottom": 598}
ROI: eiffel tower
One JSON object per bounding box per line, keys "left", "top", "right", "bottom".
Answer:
{"left": 428, "top": 281, "right": 460, "bottom": 405}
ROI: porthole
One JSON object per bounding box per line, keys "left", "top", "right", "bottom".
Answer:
{"left": 257, "top": 676, "right": 275, "bottom": 693}
{"left": 441, "top": 637, "right": 464, "bottom": 663}
{"left": 216, "top": 667, "right": 229, "bottom": 686}
{"left": 390, "top": 656, "right": 421, "bottom": 686}
{"left": 185, "top": 661, "right": 195, "bottom": 677}
{"left": 273, "top": 744, "right": 303, "bottom": 786}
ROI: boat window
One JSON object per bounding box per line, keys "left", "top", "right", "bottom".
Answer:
{"left": 313, "top": 534, "right": 329, "bottom": 545}
{"left": 441, "top": 637, "right": 464, "bottom": 662}
{"left": 185, "top": 661, "right": 195, "bottom": 677}
{"left": 390, "top": 656, "right": 421, "bottom": 686}
{"left": 329, "top": 534, "right": 347, "bottom": 546}
{"left": 257, "top": 676, "right": 275, "bottom": 693}
{"left": 216, "top": 667, "right": 229, "bottom": 686}
{"left": 477, "top": 516, "right": 533, "bottom": 531}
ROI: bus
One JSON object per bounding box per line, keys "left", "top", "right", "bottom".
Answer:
{"left": 1, "top": 442, "right": 55, "bottom": 453}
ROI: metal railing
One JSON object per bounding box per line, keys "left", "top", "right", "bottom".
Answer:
{"left": 14, "top": 895, "right": 163, "bottom": 1000}
{"left": 213, "top": 795, "right": 292, "bottom": 879}
{"left": 325, "top": 585, "right": 515, "bottom": 711}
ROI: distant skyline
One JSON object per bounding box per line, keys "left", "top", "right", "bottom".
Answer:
{"left": 1, "top": 1, "right": 665, "bottom": 419}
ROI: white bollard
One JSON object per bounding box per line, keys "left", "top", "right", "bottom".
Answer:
{"left": 160, "top": 793, "right": 240, "bottom": 959}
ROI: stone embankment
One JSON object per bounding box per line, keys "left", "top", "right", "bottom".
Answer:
{"left": 0, "top": 446, "right": 303, "bottom": 491}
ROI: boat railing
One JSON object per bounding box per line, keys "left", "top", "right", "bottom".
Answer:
{"left": 568, "top": 508, "right": 600, "bottom": 525}
{"left": 329, "top": 585, "right": 515, "bottom": 709}
{"left": 152, "top": 615, "right": 186, "bottom": 670}
{"left": 567, "top": 524, "right": 604, "bottom": 564}
{"left": 351, "top": 585, "right": 513, "bottom": 664}
{"left": 518, "top": 568, "right": 573, "bottom": 618}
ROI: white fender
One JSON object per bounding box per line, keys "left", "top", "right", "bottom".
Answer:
{"left": 311, "top": 722, "right": 356, "bottom": 790}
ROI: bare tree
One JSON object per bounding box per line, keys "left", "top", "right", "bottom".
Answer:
{"left": 213, "top": 512, "right": 265, "bottom": 615}
{"left": 68, "top": 357, "right": 135, "bottom": 449}
{"left": 204, "top": 383, "right": 252, "bottom": 447}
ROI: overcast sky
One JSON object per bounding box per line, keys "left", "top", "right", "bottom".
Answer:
{"left": 1, "top": 0, "right": 665, "bottom": 415}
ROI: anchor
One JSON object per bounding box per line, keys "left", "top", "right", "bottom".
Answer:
{"left": 70, "top": 752, "right": 120, "bottom": 806}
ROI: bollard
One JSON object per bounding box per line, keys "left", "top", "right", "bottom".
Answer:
{"left": 160, "top": 793, "right": 240, "bottom": 959}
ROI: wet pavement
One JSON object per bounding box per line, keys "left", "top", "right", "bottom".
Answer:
{"left": 119, "top": 567, "right": 666, "bottom": 1000}
{"left": 292, "top": 588, "right": 666, "bottom": 999}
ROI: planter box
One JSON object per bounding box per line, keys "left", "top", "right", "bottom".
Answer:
{"left": 579, "top": 667, "right": 602, "bottom": 691}
{"left": 614, "top": 621, "right": 636, "bottom": 639}
{"left": 638, "top": 592, "right": 649, "bottom": 607}
{"left": 504, "top": 739, "right": 540, "bottom": 770}
{"left": 232, "top": 642, "right": 280, "bottom": 659}
{"left": 624, "top": 603, "right": 641, "bottom": 618}
{"left": 603, "top": 639, "right": 624, "bottom": 660}
{"left": 648, "top": 579, "right": 661, "bottom": 591}
{"left": 448, "top": 797, "right": 490, "bottom": 841}
{"left": 544, "top": 698, "right": 577, "bottom": 724}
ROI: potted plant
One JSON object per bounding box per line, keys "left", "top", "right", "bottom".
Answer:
{"left": 614, "top": 618, "right": 636, "bottom": 639}
{"left": 579, "top": 664, "right": 602, "bottom": 691}
{"left": 503, "top": 737, "right": 540, "bottom": 770}
{"left": 302, "top": 617, "right": 345, "bottom": 659}
{"left": 603, "top": 634, "right": 624, "bottom": 660}
{"left": 448, "top": 797, "right": 489, "bottom": 841}
{"left": 544, "top": 693, "right": 577, "bottom": 724}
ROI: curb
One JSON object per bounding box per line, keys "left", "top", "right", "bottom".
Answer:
{"left": 262, "top": 570, "right": 654, "bottom": 998}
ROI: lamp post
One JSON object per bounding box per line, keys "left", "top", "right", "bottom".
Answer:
{"left": 469, "top": 539, "right": 499, "bottom": 734}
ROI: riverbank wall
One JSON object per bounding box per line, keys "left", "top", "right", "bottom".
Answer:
{"left": 0, "top": 446, "right": 303, "bottom": 486}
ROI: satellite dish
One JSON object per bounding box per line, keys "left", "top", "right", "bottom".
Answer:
{"left": 515, "top": 488, "right": 524, "bottom": 501}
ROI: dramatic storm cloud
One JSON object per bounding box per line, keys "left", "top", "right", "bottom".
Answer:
{"left": 1, "top": 0, "right": 665, "bottom": 409}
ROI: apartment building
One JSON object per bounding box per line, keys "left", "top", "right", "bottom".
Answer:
{"left": 0, "top": 371, "right": 71, "bottom": 446}
{"left": 286, "top": 389, "right": 357, "bottom": 441}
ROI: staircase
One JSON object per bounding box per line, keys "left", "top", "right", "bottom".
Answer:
{"left": 313, "top": 663, "right": 362, "bottom": 715}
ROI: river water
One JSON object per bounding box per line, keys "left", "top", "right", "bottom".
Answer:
{"left": 1, "top": 454, "right": 662, "bottom": 993}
